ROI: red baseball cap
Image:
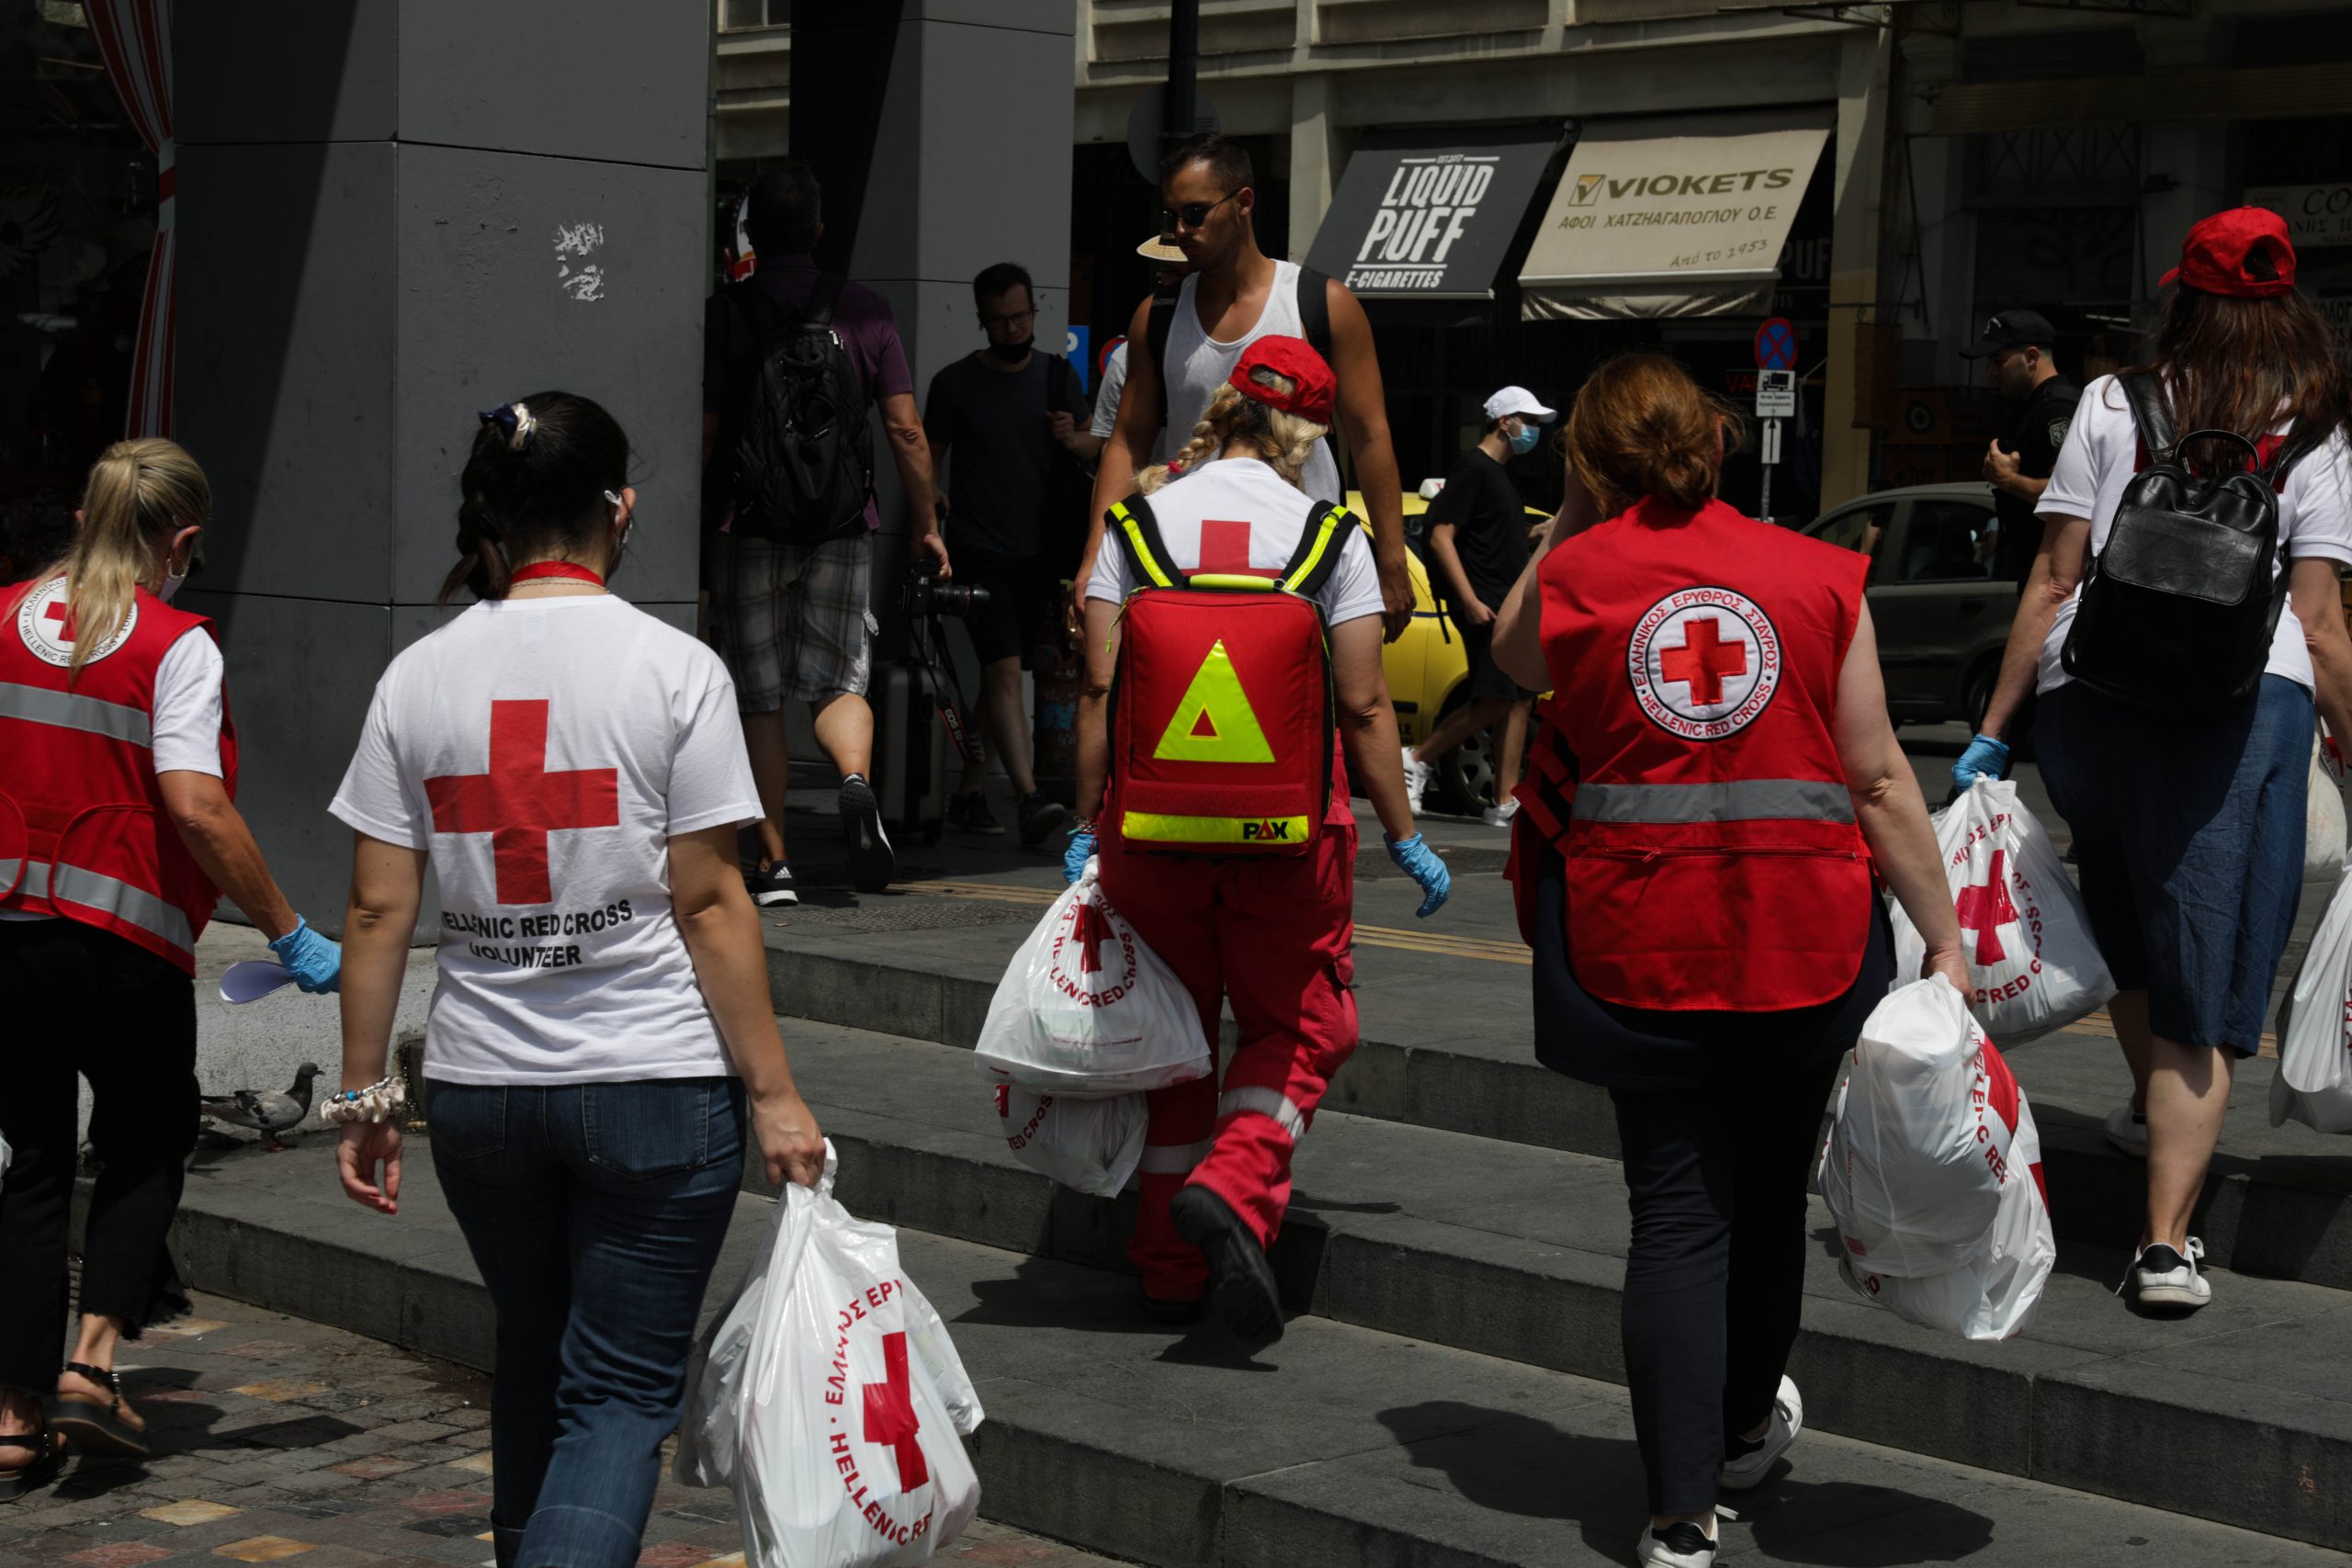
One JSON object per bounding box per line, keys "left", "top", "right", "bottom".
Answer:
{"left": 2160, "top": 207, "right": 2298, "bottom": 299}
{"left": 1229, "top": 336, "right": 1336, "bottom": 425}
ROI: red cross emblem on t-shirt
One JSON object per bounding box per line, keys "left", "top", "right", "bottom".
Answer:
{"left": 43, "top": 599, "right": 76, "bottom": 643}
{"left": 862, "top": 1330, "right": 929, "bottom": 1490}
{"left": 1658, "top": 616, "right": 1747, "bottom": 705}
{"left": 424, "top": 699, "right": 620, "bottom": 906}
{"left": 1190, "top": 519, "right": 1253, "bottom": 578}
{"left": 1953, "top": 850, "right": 2019, "bottom": 965}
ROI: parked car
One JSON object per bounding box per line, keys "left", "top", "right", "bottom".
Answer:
{"left": 1800, "top": 481, "right": 2012, "bottom": 731}
{"left": 1351, "top": 486, "right": 1549, "bottom": 815}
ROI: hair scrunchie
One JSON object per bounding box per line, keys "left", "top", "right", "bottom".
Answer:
{"left": 477, "top": 401, "right": 537, "bottom": 453}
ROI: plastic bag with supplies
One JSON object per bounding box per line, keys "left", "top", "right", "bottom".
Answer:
{"left": 989, "top": 1076, "right": 1146, "bottom": 1198}
{"left": 2272, "top": 863, "right": 2352, "bottom": 1134}
{"left": 675, "top": 1144, "right": 982, "bottom": 1568}
{"left": 1820, "top": 976, "right": 2033, "bottom": 1278}
{"left": 2307, "top": 725, "right": 2346, "bottom": 881}
{"left": 1892, "top": 779, "right": 2114, "bottom": 1043}
{"left": 972, "top": 857, "right": 1210, "bottom": 1098}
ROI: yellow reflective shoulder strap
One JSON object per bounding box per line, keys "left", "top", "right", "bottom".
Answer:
{"left": 1278, "top": 503, "right": 1356, "bottom": 595}
{"left": 1108, "top": 499, "right": 1178, "bottom": 591}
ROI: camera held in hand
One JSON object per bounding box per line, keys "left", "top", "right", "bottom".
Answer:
{"left": 905, "top": 558, "right": 989, "bottom": 620}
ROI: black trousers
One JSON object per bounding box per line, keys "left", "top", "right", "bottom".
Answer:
{"left": 1610, "top": 1060, "right": 1838, "bottom": 1517}
{"left": 0, "top": 919, "right": 197, "bottom": 1394}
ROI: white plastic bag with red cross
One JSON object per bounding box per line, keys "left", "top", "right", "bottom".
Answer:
{"left": 2271, "top": 861, "right": 2352, "bottom": 1134}
{"left": 675, "top": 1143, "right": 982, "bottom": 1568}
{"left": 1819, "top": 976, "right": 2045, "bottom": 1280}
{"left": 1891, "top": 779, "right": 2114, "bottom": 1044}
{"left": 972, "top": 857, "right": 1210, "bottom": 1098}
{"left": 987, "top": 1076, "right": 1147, "bottom": 1197}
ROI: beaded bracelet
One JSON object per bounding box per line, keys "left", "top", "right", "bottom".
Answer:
{"left": 322, "top": 1076, "right": 406, "bottom": 1126}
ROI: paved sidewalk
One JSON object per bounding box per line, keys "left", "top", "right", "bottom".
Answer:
{"left": 0, "top": 1292, "right": 1122, "bottom": 1568}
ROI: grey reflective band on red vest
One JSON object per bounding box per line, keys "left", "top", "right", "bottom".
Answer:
{"left": 1570, "top": 778, "right": 1856, "bottom": 826}
{"left": 10, "top": 858, "right": 194, "bottom": 954}
{"left": 0, "top": 682, "right": 153, "bottom": 747}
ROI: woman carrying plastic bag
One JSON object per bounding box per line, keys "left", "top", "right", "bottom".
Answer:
{"left": 1891, "top": 779, "right": 2114, "bottom": 1043}
{"left": 2272, "top": 861, "right": 2352, "bottom": 1134}
{"left": 677, "top": 1145, "right": 981, "bottom": 1568}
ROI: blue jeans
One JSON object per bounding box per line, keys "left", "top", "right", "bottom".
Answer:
{"left": 428, "top": 1077, "right": 745, "bottom": 1568}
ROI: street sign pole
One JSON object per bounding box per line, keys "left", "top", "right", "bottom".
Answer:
{"left": 1759, "top": 419, "right": 1781, "bottom": 522}
{"left": 1752, "top": 368, "right": 1797, "bottom": 525}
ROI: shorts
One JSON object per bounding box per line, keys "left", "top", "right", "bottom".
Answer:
{"left": 2037, "top": 673, "right": 2311, "bottom": 1055}
{"left": 1456, "top": 619, "right": 1535, "bottom": 704}
{"left": 951, "top": 542, "right": 1057, "bottom": 667}
{"left": 707, "top": 531, "right": 874, "bottom": 712}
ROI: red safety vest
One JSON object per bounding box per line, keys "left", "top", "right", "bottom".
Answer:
{"left": 1524, "top": 497, "right": 1872, "bottom": 1011}
{"left": 0, "top": 576, "right": 239, "bottom": 974}
{"left": 1103, "top": 492, "right": 1354, "bottom": 854}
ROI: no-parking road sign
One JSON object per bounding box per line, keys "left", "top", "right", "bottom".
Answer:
{"left": 1754, "top": 316, "right": 1798, "bottom": 371}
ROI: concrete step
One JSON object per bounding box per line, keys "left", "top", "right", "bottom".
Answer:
{"left": 759, "top": 905, "right": 2352, "bottom": 1292}
{"left": 148, "top": 1140, "right": 2346, "bottom": 1568}
{"left": 731, "top": 1019, "right": 2352, "bottom": 1551}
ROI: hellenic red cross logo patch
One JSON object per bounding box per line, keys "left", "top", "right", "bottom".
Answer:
{"left": 1625, "top": 587, "right": 1781, "bottom": 740}
{"left": 15, "top": 577, "right": 136, "bottom": 669}
{"left": 424, "top": 699, "right": 620, "bottom": 905}
{"left": 862, "top": 1331, "right": 929, "bottom": 1489}
{"left": 1954, "top": 849, "right": 2020, "bottom": 965}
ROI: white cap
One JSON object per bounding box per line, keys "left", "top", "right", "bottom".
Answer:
{"left": 1483, "top": 385, "right": 1556, "bottom": 423}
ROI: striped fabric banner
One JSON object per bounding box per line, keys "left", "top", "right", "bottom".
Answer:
{"left": 84, "top": 0, "right": 175, "bottom": 439}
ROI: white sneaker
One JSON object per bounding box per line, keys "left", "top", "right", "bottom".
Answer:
{"left": 1718, "top": 1374, "right": 1802, "bottom": 1491}
{"left": 1481, "top": 797, "right": 1520, "bottom": 828}
{"left": 1637, "top": 1521, "right": 1716, "bottom": 1567}
{"left": 1401, "top": 746, "right": 1434, "bottom": 815}
{"left": 2103, "top": 1103, "right": 2149, "bottom": 1158}
{"left": 2122, "top": 1237, "right": 2211, "bottom": 1310}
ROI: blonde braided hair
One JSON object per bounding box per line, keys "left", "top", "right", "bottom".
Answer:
{"left": 1136, "top": 367, "right": 1328, "bottom": 496}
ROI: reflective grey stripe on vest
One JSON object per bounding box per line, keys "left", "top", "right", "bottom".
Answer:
{"left": 0, "top": 858, "right": 18, "bottom": 894}
{"left": 0, "top": 682, "right": 153, "bottom": 747}
{"left": 1571, "top": 778, "right": 1855, "bottom": 826}
{"left": 15, "top": 858, "right": 193, "bottom": 954}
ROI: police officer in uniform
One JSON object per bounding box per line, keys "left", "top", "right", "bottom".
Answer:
{"left": 1962, "top": 309, "right": 2081, "bottom": 589}
{"left": 1489, "top": 355, "right": 1965, "bottom": 1568}
{"left": 1070, "top": 337, "right": 1448, "bottom": 1342}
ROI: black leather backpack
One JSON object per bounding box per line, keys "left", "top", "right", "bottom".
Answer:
{"left": 2060, "top": 372, "right": 2323, "bottom": 711}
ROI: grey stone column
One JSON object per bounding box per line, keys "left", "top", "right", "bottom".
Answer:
{"left": 171, "top": 3, "right": 713, "bottom": 931}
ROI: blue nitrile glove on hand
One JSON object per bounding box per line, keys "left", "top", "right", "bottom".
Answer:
{"left": 269, "top": 915, "right": 343, "bottom": 994}
{"left": 1951, "top": 733, "right": 2011, "bottom": 792}
{"left": 1386, "top": 833, "right": 1451, "bottom": 919}
{"left": 1064, "top": 829, "right": 1097, "bottom": 886}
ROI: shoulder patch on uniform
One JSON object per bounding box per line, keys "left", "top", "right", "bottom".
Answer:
{"left": 1626, "top": 588, "right": 1781, "bottom": 741}
{"left": 16, "top": 578, "right": 136, "bottom": 669}
{"left": 2047, "top": 414, "right": 2073, "bottom": 450}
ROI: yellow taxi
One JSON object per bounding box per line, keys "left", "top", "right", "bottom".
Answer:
{"left": 1351, "top": 488, "right": 1550, "bottom": 816}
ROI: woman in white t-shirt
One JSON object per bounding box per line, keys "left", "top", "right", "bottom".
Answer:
{"left": 1070, "top": 337, "right": 1447, "bottom": 1341}
{"left": 329, "top": 392, "right": 823, "bottom": 1568}
{"left": 1962, "top": 209, "right": 2352, "bottom": 1313}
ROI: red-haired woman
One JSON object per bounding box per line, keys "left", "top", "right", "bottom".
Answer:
{"left": 1490, "top": 354, "right": 1965, "bottom": 1568}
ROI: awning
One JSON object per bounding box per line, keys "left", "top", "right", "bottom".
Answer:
{"left": 1305, "top": 126, "right": 1564, "bottom": 300}
{"left": 1518, "top": 111, "right": 1831, "bottom": 321}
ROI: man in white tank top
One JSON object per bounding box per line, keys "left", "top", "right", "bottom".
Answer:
{"left": 1082, "top": 134, "right": 1412, "bottom": 643}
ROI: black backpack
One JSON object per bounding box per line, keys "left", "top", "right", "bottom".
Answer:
{"left": 721, "top": 276, "right": 874, "bottom": 544}
{"left": 2060, "top": 372, "right": 2324, "bottom": 712}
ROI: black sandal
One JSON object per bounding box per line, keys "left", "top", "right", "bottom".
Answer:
{"left": 0, "top": 1415, "right": 65, "bottom": 1502}
{"left": 48, "top": 1362, "right": 150, "bottom": 1459}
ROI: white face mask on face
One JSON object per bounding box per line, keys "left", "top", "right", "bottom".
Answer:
{"left": 158, "top": 560, "right": 187, "bottom": 603}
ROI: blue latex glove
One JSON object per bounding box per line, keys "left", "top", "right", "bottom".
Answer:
{"left": 1951, "top": 733, "right": 2011, "bottom": 792}
{"left": 1385, "top": 833, "right": 1451, "bottom": 919}
{"left": 1064, "top": 829, "right": 1097, "bottom": 886}
{"left": 268, "top": 915, "right": 342, "bottom": 994}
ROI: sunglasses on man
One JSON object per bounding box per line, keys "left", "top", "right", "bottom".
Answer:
{"left": 1159, "top": 190, "right": 1242, "bottom": 231}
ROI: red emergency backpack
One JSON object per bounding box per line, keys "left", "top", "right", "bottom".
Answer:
{"left": 1103, "top": 491, "right": 1354, "bottom": 856}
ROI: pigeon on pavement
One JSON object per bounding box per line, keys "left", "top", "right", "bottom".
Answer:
{"left": 199, "top": 1063, "right": 321, "bottom": 1152}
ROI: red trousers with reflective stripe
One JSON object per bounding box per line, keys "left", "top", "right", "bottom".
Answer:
{"left": 1095, "top": 818, "right": 1359, "bottom": 1301}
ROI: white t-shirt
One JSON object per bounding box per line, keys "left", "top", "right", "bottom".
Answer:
{"left": 331, "top": 594, "right": 762, "bottom": 1085}
{"left": 2035, "top": 374, "right": 2352, "bottom": 694}
{"left": 1157, "top": 263, "right": 1343, "bottom": 502}
{"left": 1085, "top": 457, "right": 1384, "bottom": 626}
{"left": 1090, "top": 343, "right": 1128, "bottom": 440}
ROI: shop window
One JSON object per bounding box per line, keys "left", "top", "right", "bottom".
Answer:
{"left": 1898, "top": 501, "right": 1997, "bottom": 584}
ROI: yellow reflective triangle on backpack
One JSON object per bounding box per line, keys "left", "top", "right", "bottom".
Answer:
{"left": 1152, "top": 639, "right": 1275, "bottom": 763}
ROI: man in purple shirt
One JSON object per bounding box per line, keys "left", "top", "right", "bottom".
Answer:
{"left": 701, "top": 160, "right": 944, "bottom": 905}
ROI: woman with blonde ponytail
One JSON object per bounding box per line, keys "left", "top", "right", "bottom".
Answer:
{"left": 0, "top": 440, "right": 339, "bottom": 1497}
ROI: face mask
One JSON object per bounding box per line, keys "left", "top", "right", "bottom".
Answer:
{"left": 1508, "top": 422, "right": 1542, "bottom": 457}
{"left": 989, "top": 336, "right": 1033, "bottom": 364}
{"left": 158, "top": 560, "right": 187, "bottom": 603}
